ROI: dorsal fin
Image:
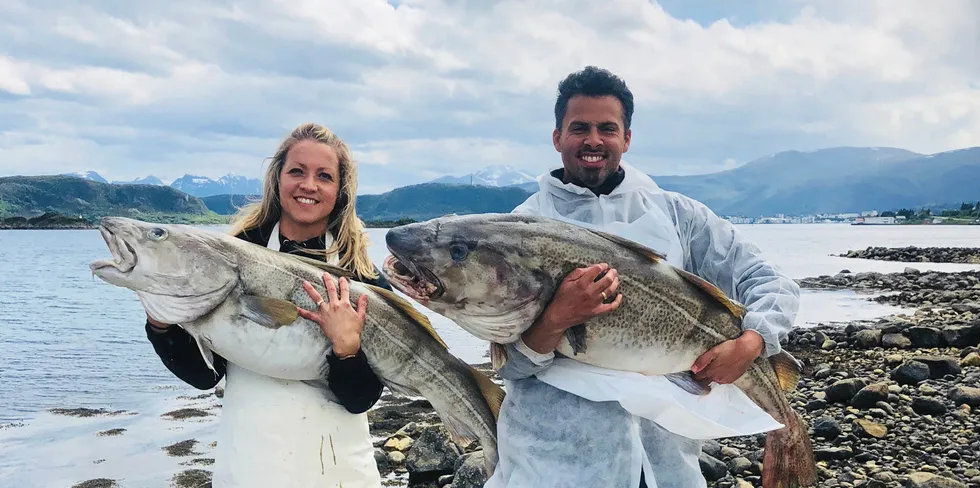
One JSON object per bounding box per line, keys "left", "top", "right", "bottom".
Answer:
{"left": 274, "top": 249, "right": 358, "bottom": 279}
{"left": 365, "top": 284, "right": 449, "bottom": 350}
{"left": 673, "top": 267, "right": 747, "bottom": 319}
{"left": 585, "top": 228, "right": 667, "bottom": 263}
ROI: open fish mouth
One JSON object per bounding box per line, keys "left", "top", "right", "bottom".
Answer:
{"left": 383, "top": 254, "right": 444, "bottom": 302}
{"left": 89, "top": 224, "right": 137, "bottom": 274}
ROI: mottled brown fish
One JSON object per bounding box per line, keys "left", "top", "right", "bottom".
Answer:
{"left": 89, "top": 216, "right": 504, "bottom": 474}
{"left": 382, "top": 213, "right": 816, "bottom": 488}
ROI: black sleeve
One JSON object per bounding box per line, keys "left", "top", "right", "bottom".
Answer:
{"left": 326, "top": 349, "right": 385, "bottom": 414}
{"left": 146, "top": 321, "right": 227, "bottom": 390}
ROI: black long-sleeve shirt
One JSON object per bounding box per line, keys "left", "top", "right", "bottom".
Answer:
{"left": 145, "top": 220, "right": 390, "bottom": 414}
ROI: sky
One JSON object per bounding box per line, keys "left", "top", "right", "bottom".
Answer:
{"left": 1, "top": 0, "right": 978, "bottom": 195}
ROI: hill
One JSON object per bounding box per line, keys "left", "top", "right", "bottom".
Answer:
{"left": 355, "top": 183, "right": 533, "bottom": 220}
{"left": 0, "top": 175, "right": 222, "bottom": 224}
{"left": 652, "top": 146, "right": 979, "bottom": 216}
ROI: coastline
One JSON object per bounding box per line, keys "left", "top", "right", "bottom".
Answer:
{"left": 0, "top": 212, "right": 414, "bottom": 230}
{"left": 3, "top": 246, "right": 980, "bottom": 488}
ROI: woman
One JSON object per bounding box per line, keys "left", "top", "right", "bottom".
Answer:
{"left": 144, "top": 122, "right": 389, "bottom": 487}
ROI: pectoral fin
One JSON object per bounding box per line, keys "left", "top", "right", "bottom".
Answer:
{"left": 241, "top": 295, "right": 300, "bottom": 328}
{"left": 565, "top": 324, "right": 588, "bottom": 356}
{"left": 665, "top": 371, "right": 711, "bottom": 396}
{"left": 769, "top": 350, "right": 803, "bottom": 392}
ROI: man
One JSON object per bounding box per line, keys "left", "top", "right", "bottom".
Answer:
{"left": 486, "top": 66, "right": 801, "bottom": 487}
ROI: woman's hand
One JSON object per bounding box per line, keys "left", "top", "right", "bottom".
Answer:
{"left": 297, "top": 273, "right": 369, "bottom": 358}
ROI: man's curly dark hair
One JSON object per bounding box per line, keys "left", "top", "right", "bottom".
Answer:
{"left": 554, "top": 66, "right": 635, "bottom": 131}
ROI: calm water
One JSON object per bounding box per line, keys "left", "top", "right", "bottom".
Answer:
{"left": 2, "top": 223, "right": 979, "bottom": 425}
{"left": 1, "top": 223, "right": 979, "bottom": 487}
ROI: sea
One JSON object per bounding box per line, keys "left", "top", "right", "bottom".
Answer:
{"left": 2, "top": 223, "right": 980, "bottom": 488}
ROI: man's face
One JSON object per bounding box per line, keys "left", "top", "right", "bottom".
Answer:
{"left": 553, "top": 94, "right": 631, "bottom": 188}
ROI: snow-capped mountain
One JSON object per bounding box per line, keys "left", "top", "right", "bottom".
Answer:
{"left": 112, "top": 175, "right": 167, "bottom": 186}
{"left": 430, "top": 165, "right": 537, "bottom": 187}
{"left": 169, "top": 173, "right": 263, "bottom": 197}
{"left": 62, "top": 171, "right": 108, "bottom": 183}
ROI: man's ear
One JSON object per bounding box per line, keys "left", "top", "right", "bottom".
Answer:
{"left": 623, "top": 128, "right": 631, "bottom": 153}
{"left": 553, "top": 128, "right": 561, "bottom": 152}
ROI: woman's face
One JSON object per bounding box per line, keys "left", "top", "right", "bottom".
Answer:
{"left": 278, "top": 139, "right": 341, "bottom": 231}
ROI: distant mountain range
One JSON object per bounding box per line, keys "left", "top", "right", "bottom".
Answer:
{"left": 25, "top": 145, "right": 980, "bottom": 220}
{"left": 63, "top": 171, "right": 263, "bottom": 197}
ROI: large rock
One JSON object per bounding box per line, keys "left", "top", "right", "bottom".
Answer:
{"left": 911, "top": 397, "right": 947, "bottom": 416}
{"left": 882, "top": 333, "right": 912, "bottom": 349}
{"left": 405, "top": 425, "right": 464, "bottom": 477}
{"left": 906, "top": 327, "right": 944, "bottom": 348}
{"left": 906, "top": 472, "right": 967, "bottom": 488}
{"left": 698, "top": 453, "right": 729, "bottom": 481}
{"left": 851, "top": 383, "right": 890, "bottom": 409}
{"left": 941, "top": 322, "right": 980, "bottom": 347}
{"left": 948, "top": 386, "right": 980, "bottom": 407}
{"left": 853, "top": 329, "right": 883, "bottom": 348}
{"left": 447, "top": 451, "right": 489, "bottom": 488}
{"left": 910, "top": 356, "right": 962, "bottom": 379}
{"left": 826, "top": 378, "right": 868, "bottom": 403}
{"left": 891, "top": 361, "right": 931, "bottom": 385}
{"left": 812, "top": 416, "right": 842, "bottom": 440}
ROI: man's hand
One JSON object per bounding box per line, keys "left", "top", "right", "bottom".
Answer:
{"left": 522, "top": 263, "right": 622, "bottom": 354}
{"left": 691, "top": 330, "right": 765, "bottom": 385}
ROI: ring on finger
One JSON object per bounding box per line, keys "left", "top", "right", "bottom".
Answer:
{"left": 600, "top": 291, "right": 607, "bottom": 301}
{"left": 315, "top": 299, "right": 325, "bottom": 308}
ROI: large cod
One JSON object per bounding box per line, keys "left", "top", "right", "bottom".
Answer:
{"left": 88, "top": 217, "right": 503, "bottom": 474}
{"left": 382, "top": 213, "right": 816, "bottom": 488}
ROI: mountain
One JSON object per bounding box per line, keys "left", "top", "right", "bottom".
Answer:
{"left": 200, "top": 194, "right": 260, "bottom": 215}
{"left": 430, "top": 165, "right": 537, "bottom": 187}
{"left": 650, "top": 146, "right": 980, "bottom": 215}
{"left": 0, "top": 175, "right": 213, "bottom": 220}
{"left": 62, "top": 171, "right": 108, "bottom": 184}
{"left": 113, "top": 175, "right": 167, "bottom": 186}
{"left": 169, "top": 173, "right": 263, "bottom": 197}
{"left": 356, "top": 183, "right": 534, "bottom": 221}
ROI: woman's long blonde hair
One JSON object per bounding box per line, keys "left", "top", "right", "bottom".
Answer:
{"left": 228, "top": 122, "right": 377, "bottom": 279}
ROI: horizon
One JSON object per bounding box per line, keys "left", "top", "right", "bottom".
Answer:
{"left": 3, "top": 1, "right": 978, "bottom": 195}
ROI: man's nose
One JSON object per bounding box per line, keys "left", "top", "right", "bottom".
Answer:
{"left": 585, "top": 128, "right": 602, "bottom": 146}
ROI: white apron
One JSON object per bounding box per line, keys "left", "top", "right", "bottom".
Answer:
{"left": 485, "top": 163, "right": 781, "bottom": 488}
{"left": 211, "top": 222, "right": 383, "bottom": 488}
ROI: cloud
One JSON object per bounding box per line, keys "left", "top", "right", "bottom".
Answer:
{"left": 0, "top": 0, "right": 977, "bottom": 194}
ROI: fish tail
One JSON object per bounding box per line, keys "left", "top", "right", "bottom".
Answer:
{"left": 762, "top": 408, "right": 817, "bottom": 488}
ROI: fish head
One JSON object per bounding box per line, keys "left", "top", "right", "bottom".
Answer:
{"left": 383, "top": 214, "right": 559, "bottom": 343}
{"left": 89, "top": 217, "right": 240, "bottom": 324}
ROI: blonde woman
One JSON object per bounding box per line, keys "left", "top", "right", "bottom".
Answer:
{"left": 144, "top": 122, "right": 389, "bottom": 487}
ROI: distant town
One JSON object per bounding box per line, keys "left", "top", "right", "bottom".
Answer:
{"left": 723, "top": 204, "right": 980, "bottom": 225}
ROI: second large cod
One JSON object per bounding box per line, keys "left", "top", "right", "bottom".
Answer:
{"left": 382, "top": 212, "right": 816, "bottom": 488}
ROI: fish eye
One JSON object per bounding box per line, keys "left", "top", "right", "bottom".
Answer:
{"left": 449, "top": 243, "right": 468, "bottom": 262}
{"left": 147, "top": 228, "right": 168, "bottom": 241}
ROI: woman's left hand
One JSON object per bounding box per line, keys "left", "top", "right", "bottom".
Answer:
{"left": 297, "top": 273, "right": 369, "bottom": 358}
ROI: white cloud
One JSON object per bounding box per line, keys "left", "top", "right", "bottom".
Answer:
{"left": 0, "top": 0, "right": 977, "bottom": 193}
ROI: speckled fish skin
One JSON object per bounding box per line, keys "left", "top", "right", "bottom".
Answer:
{"left": 383, "top": 212, "right": 816, "bottom": 488}
{"left": 89, "top": 216, "right": 503, "bottom": 474}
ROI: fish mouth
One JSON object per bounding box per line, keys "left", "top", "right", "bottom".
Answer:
{"left": 89, "top": 224, "right": 138, "bottom": 275}
{"left": 383, "top": 254, "right": 445, "bottom": 303}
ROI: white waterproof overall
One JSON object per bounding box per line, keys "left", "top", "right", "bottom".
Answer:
{"left": 485, "top": 162, "right": 790, "bottom": 488}
{"left": 211, "top": 223, "right": 382, "bottom": 488}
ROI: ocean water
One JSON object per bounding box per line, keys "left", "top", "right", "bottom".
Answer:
{"left": 1, "top": 223, "right": 979, "bottom": 487}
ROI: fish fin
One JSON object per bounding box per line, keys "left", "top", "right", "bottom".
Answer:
{"left": 442, "top": 413, "right": 478, "bottom": 449}
{"left": 365, "top": 284, "right": 450, "bottom": 350}
{"left": 490, "top": 342, "right": 508, "bottom": 369}
{"left": 585, "top": 228, "right": 667, "bottom": 263}
{"left": 191, "top": 333, "right": 218, "bottom": 378}
{"left": 665, "top": 371, "right": 711, "bottom": 396}
{"left": 240, "top": 295, "right": 300, "bottom": 328}
{"left": 673, "top": 268, "right": 747, "bottom": 319}
{"left": 469, "top": 367, "right": 506, "bottom": 420}
{"left": 280, "top": 252, "right": 358, "bottom": 279}
{"left": 565, "top": 324, "right": 588, "bottom": 356}
{"left": 769, "top": 350, "right": 803, "bottom": 392}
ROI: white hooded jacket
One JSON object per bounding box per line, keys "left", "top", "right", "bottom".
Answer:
{"left": 484, "top": 162, "right": 801, "bottom": 488}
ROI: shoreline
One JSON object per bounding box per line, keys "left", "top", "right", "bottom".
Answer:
{"left": 0, "top": 211, "right": 415, "bottom": 230}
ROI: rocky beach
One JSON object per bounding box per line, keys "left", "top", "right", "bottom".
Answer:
{"left": 840, "top": 246, "right": 980, "bottom": 264}
{"left": 45, "top": 247, "right": 980, "bottom": 488}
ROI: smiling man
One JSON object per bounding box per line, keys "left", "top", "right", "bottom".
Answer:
{"left": 485, "top": 66, "right": 802, "bottom": 488}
